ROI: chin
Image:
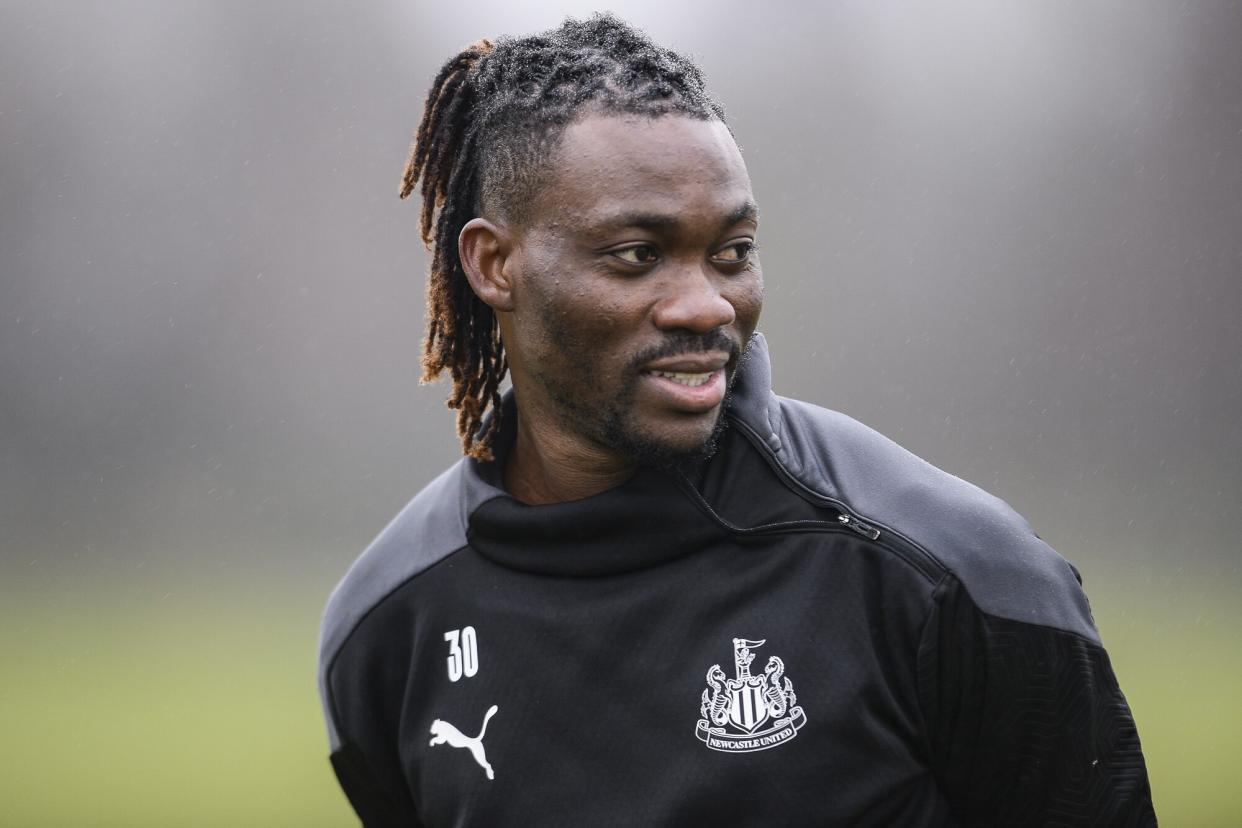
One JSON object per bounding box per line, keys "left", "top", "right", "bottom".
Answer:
{"left": 603, "top": 410, "right": 730, "bottom": 468}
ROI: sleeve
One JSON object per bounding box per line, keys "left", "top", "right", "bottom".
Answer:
{"left": 917, "top": 572, "right": 1156, "bottom": 827}
{"left": 321, "top": 636, "right": 424, "bottom": 828}
{"left": 328, "top": 740, "right": 425, "bottom": 828}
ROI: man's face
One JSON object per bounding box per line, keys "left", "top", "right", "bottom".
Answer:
{"left": 499, "top": 112, "right": 763, "bottom": 464}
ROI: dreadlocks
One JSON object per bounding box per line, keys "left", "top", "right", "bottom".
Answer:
{"left": 399, "top": 13, "right": 726, "bottom": 459}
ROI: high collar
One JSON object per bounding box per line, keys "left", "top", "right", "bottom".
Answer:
{"left": 458, "top": 333, "right": 777, "bottom": 576}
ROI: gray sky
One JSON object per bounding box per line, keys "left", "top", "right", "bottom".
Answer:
{"left": 2, "top": 0, "right": 1240, "bottom": 590}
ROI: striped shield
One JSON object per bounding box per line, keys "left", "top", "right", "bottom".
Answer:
{"left": 728, "top": 676, "right": 769, "bottom": 733}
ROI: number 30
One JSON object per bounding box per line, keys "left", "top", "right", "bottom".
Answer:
{"left": 444, "top": 626, "right": 478, "bottom": 682}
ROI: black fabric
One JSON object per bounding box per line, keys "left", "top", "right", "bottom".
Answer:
{"left": 321, "top": 338, "right": 1155, "bottom": 825}
{"left": 919, "top": 575, "right": 1155, "bottom": 826}
{"left": 467, "top": 465, "right": 727, "bottom": 576}
{"left": 332, "top": 504, "right": 948, "bottom": 826}
{"left": 331, "top": 743, "right": 423, "bottom": 828}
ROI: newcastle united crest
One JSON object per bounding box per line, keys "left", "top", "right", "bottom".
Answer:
{"left": 696, "top": 638, "right": 807, "bottom": 753}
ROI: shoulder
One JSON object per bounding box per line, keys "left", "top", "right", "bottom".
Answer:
{"left": 763, "top": 395, "right": 1098, "bottom": 642}
{"left": 317, "top": 461, "right": 470, "bottom": 731}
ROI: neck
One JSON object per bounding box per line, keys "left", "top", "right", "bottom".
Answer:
{"left": 502, "top": 410, "right": 638, "bottom": 505}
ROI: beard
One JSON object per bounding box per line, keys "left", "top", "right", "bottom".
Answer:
{"left": 594, "top": 385, "right": 734, "bottom": 469}
{"left": 535, "top": 329, "right": 753, "bottom": 469}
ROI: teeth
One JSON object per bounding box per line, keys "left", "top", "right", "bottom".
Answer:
{"left": 652, "top": 370, "right": 713, "bottom": 387}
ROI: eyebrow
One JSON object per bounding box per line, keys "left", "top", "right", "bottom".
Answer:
{"left": 726, "top": 199, "right": 761, "bottom": 227}
{"left": 598, "top": 199, "right": 760, "bottom": 232}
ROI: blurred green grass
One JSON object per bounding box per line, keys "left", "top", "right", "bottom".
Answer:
{"left": 1083, "top": 567, "right": 1242, "bottom": 826}
{"left": 0, "top": 575, "right": 356, "bottom": 827}
{"left": 1, "top": 567, "right": 1238, "bottom": 825}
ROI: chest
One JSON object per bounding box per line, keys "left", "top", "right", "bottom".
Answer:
{"left": 397, "top": 538, "right": 951, "bottom": 826}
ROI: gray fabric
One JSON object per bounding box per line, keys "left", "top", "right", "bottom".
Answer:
{"left": 315, "top": 342, "right": 773, "bottom": 749}
{"left": 316, "top": 460, "right": 506, "bottom": 749}
{"left": 730, "top": 334, "right": 1099, "bottom": 643}
{"left": 320, "top": 330, "right": 1098, "bottom": 749}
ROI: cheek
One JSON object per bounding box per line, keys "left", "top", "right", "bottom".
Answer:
{"left": 550, "top": 283, "right": 632, "bottom": 343}
{"left": 531, "top": 289, "right": 629, "bottom": 359}
{"left": 729, "top": 271, "right": 765, "bottom": 329}
{"left": 515, "top": 245, "right": 645, "bottom": 361}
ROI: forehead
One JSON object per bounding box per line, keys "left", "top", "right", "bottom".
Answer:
{"left": 530, "top": 113, "right": 754, "bottom": 229}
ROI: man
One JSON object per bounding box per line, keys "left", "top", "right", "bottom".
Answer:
{"left": 319, "top": 15, "right": 1155, "bottom": 826}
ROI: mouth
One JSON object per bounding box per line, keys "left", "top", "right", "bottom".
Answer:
{"left": 646, "top": 369, "right": 717, "bottom": 388}
{"left": 639, "top": 353, "right": 731, "bottom": 412}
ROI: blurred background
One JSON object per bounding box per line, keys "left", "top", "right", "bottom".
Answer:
{"left": 2, "top": 0, "right": 1239, "bottom": 824}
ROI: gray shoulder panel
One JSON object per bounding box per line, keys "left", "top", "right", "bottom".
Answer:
{"left": 317, "top": 459, "right": 471, "bottom": 750}
{"left": 729, "top": 338, "right": 1095, "bottom": 642}
{"left": 767, "top": 395, "right": 1098, "bottom": 642}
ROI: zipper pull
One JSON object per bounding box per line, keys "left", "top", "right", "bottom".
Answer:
{"left": 838, "top": 513, "right": 880, "bottom": 540}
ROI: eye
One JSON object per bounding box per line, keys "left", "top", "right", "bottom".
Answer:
{"left": 712, "top": 240, "right": 757, "bottom": 264}
{"left": 609, "top": 243, "right": 660, "bottom": 265}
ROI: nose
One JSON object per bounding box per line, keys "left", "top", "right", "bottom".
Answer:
{"left": 651, "top": 262, "right": 736, "bottom": 334}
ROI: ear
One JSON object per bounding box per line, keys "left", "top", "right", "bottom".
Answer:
{"left": 458, "top": 217, "right": 516, "bottom": 313}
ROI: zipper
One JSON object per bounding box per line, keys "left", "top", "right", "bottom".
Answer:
{"left": 727, "top": 414, "right": 943, "bottom": 582}
{"left": 729, "top": 415, "right": 881, "bottom": 533}
{"left": 837, "top": 513, "right": 880, "bottom": 540}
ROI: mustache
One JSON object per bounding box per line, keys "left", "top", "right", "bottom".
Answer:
{"left": 627, "top": 330, "right": 742, "bottom": 372}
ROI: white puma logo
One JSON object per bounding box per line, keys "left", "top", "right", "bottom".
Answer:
{"left": 429, "top": 704, "right": 498, "bottom": 780}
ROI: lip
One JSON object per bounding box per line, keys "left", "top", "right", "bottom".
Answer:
{"left": 640, "top": 366, "right": 727, "bottom": 413}
{"left": 641, "top": 351, "right": 731, "bottom": 374}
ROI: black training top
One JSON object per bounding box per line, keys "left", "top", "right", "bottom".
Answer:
{"left": 318, "top": 333, "right": 1155, "bottom": 827}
